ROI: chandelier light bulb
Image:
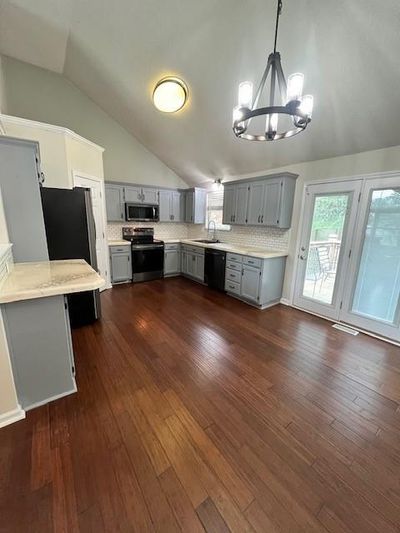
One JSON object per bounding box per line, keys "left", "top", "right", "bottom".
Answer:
{"left": 232, "top": 105, "right": 244, "bottom": 124}
{"left": 238, "top": 81, "right": 253, "bottom": 108}
{"left": 286, "top": 73, "right": 304, "bottom": 103}
{"left": 299, "top": 94, "right": 314, "bottom": 118}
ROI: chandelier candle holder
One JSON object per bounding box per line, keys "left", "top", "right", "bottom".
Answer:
{"left": 233, "top": 0, "right": 313, "bottom": 141}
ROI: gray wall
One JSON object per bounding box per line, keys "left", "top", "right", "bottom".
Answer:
{"left": 2, "top": 56, "right": 188, "bottom": 189}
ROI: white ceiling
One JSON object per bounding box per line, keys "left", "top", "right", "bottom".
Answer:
{"left": 1, "top": 0, "right": 400, "bottom": 185}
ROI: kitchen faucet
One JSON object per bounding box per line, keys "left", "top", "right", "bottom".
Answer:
{"left": 208, "top": 220, "right": 217, "bottom": 242}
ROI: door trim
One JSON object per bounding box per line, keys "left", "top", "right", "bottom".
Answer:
{"left": 73, "top": 171, "right": 111, "bottom": 289}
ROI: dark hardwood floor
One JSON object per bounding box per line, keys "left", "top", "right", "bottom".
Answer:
{"left": 1, "top": 277, "right": 400, "bottom": 532}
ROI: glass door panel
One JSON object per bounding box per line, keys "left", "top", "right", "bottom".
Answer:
{"left": 341, "top": 178, "right": 400, "bottom": 341}
{"left": 352, "top": 189, "right": 400, "bottom": 323}
{"left": 302, "top": 194, "right": 348, "bottom": 304}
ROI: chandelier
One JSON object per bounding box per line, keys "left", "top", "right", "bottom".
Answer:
{"left": 232, "top": 0, "right": 313, "bottom": 141}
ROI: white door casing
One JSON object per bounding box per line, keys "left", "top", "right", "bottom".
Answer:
{"left": 73, "top": 172, "right": 110, "bottom": 290}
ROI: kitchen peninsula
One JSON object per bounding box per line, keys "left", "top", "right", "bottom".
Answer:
{"left": 0, "top": 259, "right": 104, "bottom": 410}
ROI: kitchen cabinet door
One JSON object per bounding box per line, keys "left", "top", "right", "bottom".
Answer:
{"left": 171, "top": 192, "right": 181, "bottom": 222}
{"left": 181, "top": 251, "right": 188, "bottom": 274}
{"left": 195, "top": 254, "right": 205, "bottom": 282}
{"left": 110, "top": 252, "right": 132, "bottom": 283}
{"left": 142, "top": 188, "right": 159, "bottom": 205}
{"left": 262, "top": 180, "right": 281, "bottom": 226}
{"left": 247, "top": 181, "right": 264, "bottom": 225}
{"left": 235, "top": 183, "right": 249, "bottom": 225}
{"left": 241, "top": 265, "right": 261, "bottom": 302}
{"left": 223, "top": 185, "right": 236, "bottom": 224}
{"left": 164, "top": 250, "right": 180, "bottom": 275}
{"left": 185, "top": 191, "right": 194, "bottom": 223}
{"left": 124, "top": 186, "right": 142, "bottom": 203}
{"left": 159, "top": 190, "right": 171, "bottom": 221}
{"left": 105, "top": 185, "right": 124, "bottom": 221}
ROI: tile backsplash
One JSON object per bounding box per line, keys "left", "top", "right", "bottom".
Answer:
{"left": 188, "top": 225, "right": 290, "bottom": 251}
{"left": 107, "top": 222, "right": 289, "bottom": 251}
{"left": 107, "top": 222, "right": 189, "bottom": 241}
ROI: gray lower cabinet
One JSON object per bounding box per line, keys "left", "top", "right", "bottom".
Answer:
{"left": 181, "top": 245, "right": 205, "bottom": 282}
{"left": 225, "top": 252, "right": 286, "bottom": 308}
{"left": 241, "top": 265, "right": 261, "bottom": 302}
{"left": 3, "top": 295, "right": 76, "bottom": 410}
{"left": 110, "top": 246, "right": 132, "bottom": 283}
{"left": 105, "top": 184, "right": 125, "bottom": 221}
{"left": 164, "top": 244, "right": 180, "bottom": 276}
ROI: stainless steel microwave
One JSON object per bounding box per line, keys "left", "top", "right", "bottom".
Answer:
{"left": 125, "top": 203, "right": 159, "bottom": 222}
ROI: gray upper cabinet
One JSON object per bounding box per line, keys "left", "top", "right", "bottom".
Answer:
{"left": 222, "top": 185, "right": 236, "bottom": 224}
{"left": 222, "top": 173, "right": 298, "bottom": 229}
{"left": 262, "top": 180, "right": 281, "bottom": 226}
{"left": 124, "top": 186, "right": 142, "bottom": 203}
{"left": 105, "top": 184, "right": 125, "bottom": 221}
{"left": 247, "top": 181, "right": 264, "bottom": 225}
{"left": 142, "top": 188, "right": 159, "bottom": 205}
{"left": 159, "top": 190, "right": 181, "bottom": 222}
{"left": 125, "top": 186, "right": 158, "bottom": 205}
{"left": 183, "top": 188, "right": 207, "bottom": 224}
{"left": 235, "top": 184, "right": 249, "bottom": 225}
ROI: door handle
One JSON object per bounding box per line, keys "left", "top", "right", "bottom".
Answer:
{"left": 299, "top": 255, "right": 307, "bottom": 260}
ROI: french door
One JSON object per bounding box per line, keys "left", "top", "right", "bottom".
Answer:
{"left": 340, "top": 177, "right": 400, "bottom": 341}
{"left": 294, "top": 180, "right": 362, "bottom": 320}
{"left": 294, "top": 175, "right": 400, "bottom": 342}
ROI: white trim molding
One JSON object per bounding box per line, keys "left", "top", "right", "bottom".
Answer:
{"left": 0, "top": 404, "right": 25, "bottom": 428}
{"left": 0, "top": 114, "right": 105, "bottom": 152}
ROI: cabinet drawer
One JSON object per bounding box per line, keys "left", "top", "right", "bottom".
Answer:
{"left": 226, "top": 260, "right": 241, "bottom": 271}
{"left": 183, "top": 244, "right": 205, "bottom": 255}
{"left": 225, "top": 279, "right": 241, "bottom": 295}
{"left": 110, "top": 246, "right": 130, "bottom": 254}
{"left": 226, "top": 252, "right": 243, "bottom": 263}
{"left": 164, "top": 243, "right": 180, "bottom": 251}
{"left": 225, "top": 268, "right": 241, "bottom": 282}
{"left": 244, "top": 256, "right": 262, "bottom": 269}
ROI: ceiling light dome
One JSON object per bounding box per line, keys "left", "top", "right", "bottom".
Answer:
{"left": 153, "top": 77, "right": 188, "bottom": 113}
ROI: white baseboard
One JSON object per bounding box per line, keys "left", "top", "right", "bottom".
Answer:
{"left": 280, "top": 298, "right": 291, "bottom": 306}
{"left": 0, "top": 405, "right": 25, "bottom": 429}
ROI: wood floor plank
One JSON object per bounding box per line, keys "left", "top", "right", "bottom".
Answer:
{"left": 1, "top": 279, "right": 400, "bottom": 532}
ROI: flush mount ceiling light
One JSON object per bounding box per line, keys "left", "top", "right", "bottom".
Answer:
{"left": 153, "top": 77, "right": 188, "bottom": 113}
{"left": 233, "top": 0, "right": 313, "bottom": 141}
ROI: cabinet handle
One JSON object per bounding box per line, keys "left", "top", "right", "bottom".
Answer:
{"left": 261, "top": 215, "right": 264, "bottom": 223}
{"left": 230, "top": 273, "right": 235, "bottom": 277}
{"left": 248, "top": 260, "right": 254, "bottom": 264}
{"left": 258, "top": 215, "right": 260, "bottom": 223}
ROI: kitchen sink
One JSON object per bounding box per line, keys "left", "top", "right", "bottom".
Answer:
{"left": 193, "top": 239, "right": 220, "bottom": 244}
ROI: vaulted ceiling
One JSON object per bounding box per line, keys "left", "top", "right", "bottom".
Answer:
{"left": 0, "top": 0, "right": 400, "bottom": 185}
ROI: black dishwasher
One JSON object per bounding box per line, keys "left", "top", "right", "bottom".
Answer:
{"left": 204, "top": 248, "right": 226, "bottom": 291}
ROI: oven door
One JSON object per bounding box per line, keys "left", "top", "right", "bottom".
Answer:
{"left": 125, "top": 203, "right": 159, "bottom": 222}
{"left": 131, "top": 245, "right": 164, "bottom": 282}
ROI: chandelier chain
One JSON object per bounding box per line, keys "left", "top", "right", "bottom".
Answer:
{"left": 273, "top": 0, "right": 283, "bottom": 53}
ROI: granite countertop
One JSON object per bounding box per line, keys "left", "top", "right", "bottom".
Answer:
{"left": 0, "top": 259, "right": 104, "bottom": 304}
{"left": 108, "top": 240, "right": 131, "bottom": 246}
{"left": 179, "top": 239, "right": 288, "bottom": 259}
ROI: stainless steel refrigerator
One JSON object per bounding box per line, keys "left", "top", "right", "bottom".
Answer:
{"left": 40, "top": 186, "right": 101, "bottom": 328}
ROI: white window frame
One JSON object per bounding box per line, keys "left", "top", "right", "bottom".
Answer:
{"left": 205, "top": 188, "right": 231, "bottom": 231}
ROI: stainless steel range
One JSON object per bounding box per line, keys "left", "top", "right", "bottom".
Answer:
{"left": 122, "top": 227, "right": 164, "bottom": 282}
